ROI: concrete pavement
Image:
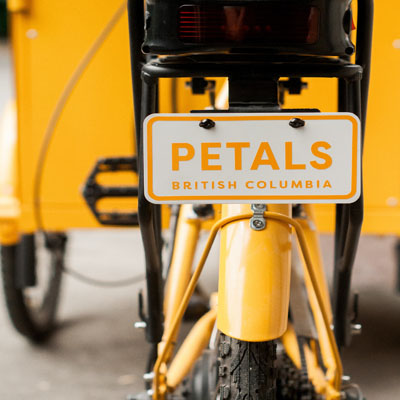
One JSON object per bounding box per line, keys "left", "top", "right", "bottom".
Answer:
{"left": 0, "top": 230, "right": 399, "bottom": 399}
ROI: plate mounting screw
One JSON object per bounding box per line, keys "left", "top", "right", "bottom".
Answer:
{"left": 289, "top": 118, "right": 305, "bottom": 128}
{"left": 199, "top": 119, "right": 215, "bottom": 129}
{"left": 251, "top": 219, "right": 265, "bottom": 230}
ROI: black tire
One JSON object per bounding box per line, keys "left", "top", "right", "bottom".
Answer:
{"left": 1, "top": 233, "right": 65, "bottom": 343}
{"left": 217, "top": 333, "right": 277, "bottom": 400}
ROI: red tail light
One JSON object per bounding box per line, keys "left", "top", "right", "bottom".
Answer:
{"left": 178, "top": 4, "right": 320, "bottom": 45}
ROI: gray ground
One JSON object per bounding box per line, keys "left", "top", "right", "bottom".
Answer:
{"left": 1, "top": 42, "right": 400, "bottom": 400}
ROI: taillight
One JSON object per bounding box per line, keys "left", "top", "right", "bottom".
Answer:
{"left": 178, "top": 4, "right": 320, "bottom": 45}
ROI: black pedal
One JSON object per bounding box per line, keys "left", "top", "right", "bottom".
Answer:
{"left": 82, "top": 157, "right": 139, "bottom": 226}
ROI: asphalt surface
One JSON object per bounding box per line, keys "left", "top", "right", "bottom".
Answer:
{"left": 1, "top": 42, "right": 400, "bottom": 399}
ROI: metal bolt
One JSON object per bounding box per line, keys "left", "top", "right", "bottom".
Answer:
{"left": 143, "top": 372, "right": 155, "bottom": 382}
{"left": 250, "top": 218, "right": 266, "bottom": 230}
{"left": 134, "top": 321, "right": 147, "bottom": 329}
{"left": 351, "top": 323, "right": 362, "bottom": 335}
{"left": 199, "top": 118, "right": 216, "bottom": 129}
{"left": 342, "top": 375, "right": 351, "bottom": 383}
{"left": 289, "top": 118, "right": 305, "bottom": 128}
{"left": 252, "top": 204, "right": 266, "bottom": 211}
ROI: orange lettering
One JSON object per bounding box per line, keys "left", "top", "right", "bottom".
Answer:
{"left": 292, "top": 180, "right": 302, "bottom": 188}
{"left": 228, "top": 181, "right": 237, "bottom": 189}
{"left": 246, "top": 181, "right": 254, "bottom": 189}
{"left": 285, "top": 142, "right": 306, "bottom": 170}
{"left": 257, "top": 181, "right": 266, "bottom": 189}
{"left": 201, "top": 143, "right": 221, "bottom": 170}
{"left": 310, "top": 141, "right": 332, "bottom": 170}
{"left": 226, "top": 142, "right": 250, "bottom": 170}
{"left": 172, "top": 182, "right": 180, "bottom": 190}
{"left": 251, "top": 142, "right": 280, "bottom": 170}
{"left": 172, "top": 143, "right": 195, "bottom": 171}
{"left": 323, "top": 180, "right": 332, "bottom": 188}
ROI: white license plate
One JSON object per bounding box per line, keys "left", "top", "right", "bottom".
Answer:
{"left": 144, "top": 113, "right": 360, "bottom": 204}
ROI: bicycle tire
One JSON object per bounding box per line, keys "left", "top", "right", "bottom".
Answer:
{"left": 1, "top": 233, "right": 64, "bottom": 343}
{"left": 217, "top": 333, "right": 277, "bottom": 400}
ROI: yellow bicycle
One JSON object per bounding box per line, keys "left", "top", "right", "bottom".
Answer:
{"left": 126, "top": 0, "right": 373, "bottom": 399}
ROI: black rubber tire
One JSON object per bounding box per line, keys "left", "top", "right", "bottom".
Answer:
{"left": 217, "top": 333, "right": 277, "bottom": 400}
{"left": 1, "top": 234, "right": 64, "bottom": 343}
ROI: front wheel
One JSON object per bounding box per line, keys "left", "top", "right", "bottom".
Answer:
{"left": 217, "top": 333, "right": 277, "bottom": 400}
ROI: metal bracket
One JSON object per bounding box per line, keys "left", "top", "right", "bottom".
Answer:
{"left": 250, "top": 204, "right": 267, "bottom": 231}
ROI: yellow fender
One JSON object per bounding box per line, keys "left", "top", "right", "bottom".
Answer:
{"left": 217, "top": 204, "right": 292, "bottom": 342}
{"left": 0, "top": 101, "right": 20, "bottom": 245}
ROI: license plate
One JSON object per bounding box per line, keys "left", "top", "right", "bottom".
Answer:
{"left": 144, "top": 113, "right": 360, "bottom": 204}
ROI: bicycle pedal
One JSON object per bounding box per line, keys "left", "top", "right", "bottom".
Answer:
{"left": 82, "top": 157, "right": 139, "bottom": 226}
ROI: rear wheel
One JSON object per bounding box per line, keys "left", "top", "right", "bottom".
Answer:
{"left": 217, "top": 333, "right": 277, "bottom": 400}
{"left": 1, "top": 233, "right": 65, "bottom": 342}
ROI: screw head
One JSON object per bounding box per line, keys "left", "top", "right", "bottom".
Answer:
{"left": 289, "top": 118, "right": 305, "bottom": 128}
{"left": 253, "top": 219, "right": 264, "bottom": 228}
{"left": 199, "top": 119, "right": 216, "bottom": 129}
{"left": 250, "top": 218, "right": 266, "bottom": 230}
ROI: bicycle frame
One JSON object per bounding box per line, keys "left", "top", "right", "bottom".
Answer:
{"left": 126, "top": 0, "right": 374, "bottom": 399}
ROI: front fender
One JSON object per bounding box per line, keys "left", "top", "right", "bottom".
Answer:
{"left": 217, "top": 204, "right": 292, "bottom": 342}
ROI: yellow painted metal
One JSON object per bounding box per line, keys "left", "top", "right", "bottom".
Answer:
{"left": 0, "top": 102, "right": 20, "bottom": 245}
{"left": 8, "top": 1, "right": 135, "bottom": 231}
{"left": 283, "top": 0, "right": 400, "bottom": 235}
{"left": 7, "top": 0, "right": 30, "bottom": 13}
{"left": 294, "top": 206, "right": 340, "bottom": 389}
{"left": 296, "top": 205, "right": 332, "bottom": 320}
{"left": 217, "top": 204, "right": 292, "bottom": 342}
{"left": 281, "top": 323, "right": 340, "bottom": 400}
{"left": 162, "top": 204, "right": 201, "bottom": 361}
{"left": 281, "top": 322, "right": 302, "bottom": 369}
{"left": 154, "top": 213, "right": 252, "bottom": 400}
{"left": 153, "top": 211, "right": 342, "bottom": 399}
{"left": 166, "top": 308, "right": 217, "bottom": 391}
{"left": 290, "top": 221, "right": 342, "bottom": 392}
{"left": 5, "top": 0, "right": 400, "bottom": 234}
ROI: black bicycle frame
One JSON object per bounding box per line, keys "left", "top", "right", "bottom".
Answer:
{"left": 127, "top": 0, "right": 374, "bottom": 353}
